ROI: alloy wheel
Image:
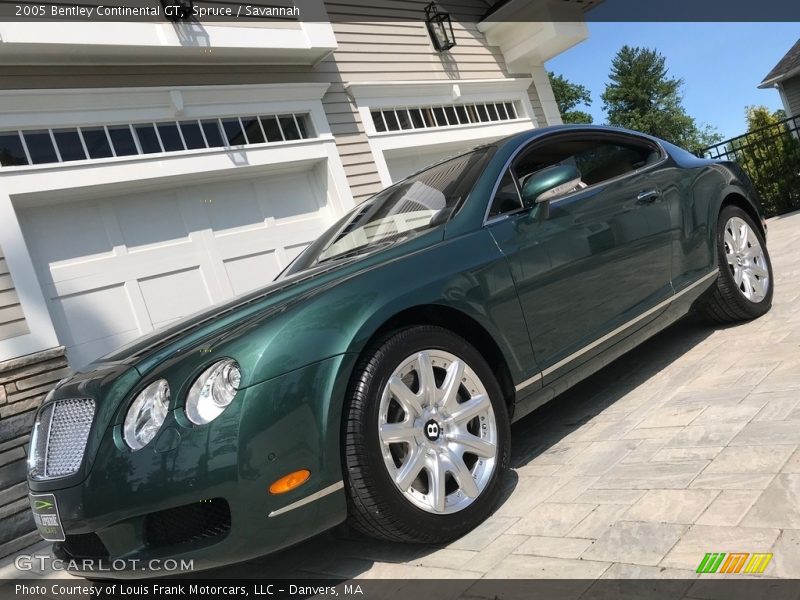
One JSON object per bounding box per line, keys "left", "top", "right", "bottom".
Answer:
{"left": 377, "top": 349, "right": 498, "bottom": 514}
{"left": 723, "top": 216, "right": 770, "bottom": 303}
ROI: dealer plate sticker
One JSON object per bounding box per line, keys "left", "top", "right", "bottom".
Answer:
{"left": 29, "top": 493, "right": 65, "bottom": 542}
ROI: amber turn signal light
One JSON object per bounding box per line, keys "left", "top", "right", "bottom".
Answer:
{"left": 269, "top": 469, "right": 311, "bottom": 494}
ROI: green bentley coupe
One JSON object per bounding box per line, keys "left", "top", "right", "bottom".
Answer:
{"left": 27, "top": 125, "right": 773, "bottom": 576}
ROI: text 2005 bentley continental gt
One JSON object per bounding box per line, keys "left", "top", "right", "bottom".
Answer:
{"left": 28, "top": 125, "right": 773, "bottom": 576}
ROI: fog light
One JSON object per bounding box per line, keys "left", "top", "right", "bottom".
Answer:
{"left": 269, "top": 470, "right": 311, "bottom": 494}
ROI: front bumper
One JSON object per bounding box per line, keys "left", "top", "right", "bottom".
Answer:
{"left": 28, "top": 354, "right": 354, "bottom": 578}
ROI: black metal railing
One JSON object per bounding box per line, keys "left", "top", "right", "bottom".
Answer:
{"left": 701, "top": 114, "right": 800, "bottom": 217}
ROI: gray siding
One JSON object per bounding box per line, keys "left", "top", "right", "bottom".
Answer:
{"left": 0, "top": 246, "right": 30, "bottom": 342}
{"left": 782, "top": 76, "right": 800, "bottom": 118}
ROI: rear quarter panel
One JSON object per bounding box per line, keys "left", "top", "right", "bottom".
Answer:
{"left": 662, "top": 143, "right": 761, "bottom": 290}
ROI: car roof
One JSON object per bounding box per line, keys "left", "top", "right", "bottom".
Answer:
{"left": 492, "top": 124, "right": 664, "bottom": 152}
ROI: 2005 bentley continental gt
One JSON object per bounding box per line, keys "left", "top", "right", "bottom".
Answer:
{"left": 28, "top": 125, "right": 773, "bottom": 576}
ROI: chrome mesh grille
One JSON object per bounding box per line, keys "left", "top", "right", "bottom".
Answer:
{"left": 30, "top": 398, "right": 95, "bottom": 480}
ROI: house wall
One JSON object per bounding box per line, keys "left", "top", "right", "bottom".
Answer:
{"left": 0, "top": 245, "right": 29, "bottom": 342}
{"left": 0, "top": 346, "right": 70, "bottom": 557}
{"left": 0, "top": 2, "right": 544, "bottom": 204}
{"left": 780, "top": 76, "right": 800, "bottom": 118}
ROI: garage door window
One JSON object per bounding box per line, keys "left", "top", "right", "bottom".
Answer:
{"left": 0, "top": 112, "right": 315, "bottom": 168}
{"left": 372, "top": 101, "right": 519, "bottom": 133}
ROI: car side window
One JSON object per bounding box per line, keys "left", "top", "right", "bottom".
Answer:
{"left": 571, "top": 142, "right": 655, "bottom": 186}
{"left": 487, "top": 169, "right": 523, "bottom": 219}
{"left": 486, "top": 135, "right": 662, "bottom": 221}
{"left": 513, "top": 137, "right": 660, "bottom": 195}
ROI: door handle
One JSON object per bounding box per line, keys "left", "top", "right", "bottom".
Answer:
{"left": 637, "top": 189, "right": 661, "bottom": 203}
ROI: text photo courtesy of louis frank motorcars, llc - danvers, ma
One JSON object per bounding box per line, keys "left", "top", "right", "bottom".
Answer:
{"left": 0, "top": 0, "right": 799, "bottom": 598}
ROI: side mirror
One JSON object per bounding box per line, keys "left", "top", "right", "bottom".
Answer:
{"left": 520, "top": 164, "right": 582, "bottom": 208}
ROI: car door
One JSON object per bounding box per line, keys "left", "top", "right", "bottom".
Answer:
{"left": 486, "top": 132, "right": 674, "bottom": 383}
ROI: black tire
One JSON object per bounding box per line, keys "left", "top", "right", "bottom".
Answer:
{"left": 342, "top": 325, "right": 510, "bottom": 543}
{"left": 699, "top": 205, "right": 773, "bottom": 323}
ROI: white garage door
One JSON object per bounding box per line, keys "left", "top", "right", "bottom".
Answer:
{"left": 20, "top": 166, "right": 335, "bottom": 368}
{"left": 385, "top": 145, "right": 471, "bottom": 183}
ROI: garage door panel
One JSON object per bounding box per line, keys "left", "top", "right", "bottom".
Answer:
{"left": 204, "top": 180, "right": 264, "bottom": 233}
{"left": 46, "top": 242, "right": 203, "bottom": 296}
{"left": 285, "top": 243, "right": 309, "bottom": 264}
{"left": 55, "top": 284, "right": 137, "bottom": 347}
{"left": 22, "top": 166, "right": 336, "bottom": 368}
{"left": 69, "top": 329, "right": 143, "bottom": 375}
{"left": 113, "top": 190, "right": 189, "bottom": 250}
{"left": 212, "top": 217, "right": 325, "bottom": 260}
{"left": 22, "top": 202, "right": 115, "bottom": 273}
{"left": 259, "top": 172, "right": 324, "bottom": 221}
{"left": 138, "top": 267, "right": 212, "bottom": 328}
{"left": 385, "top": 144, "right": 480, "bottom": 183}
{"left": 223, "top": 251, "right": 282, "bottom": 296}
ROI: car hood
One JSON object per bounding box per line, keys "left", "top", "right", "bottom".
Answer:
{"left": 85, "top": 230, "right": 443, "bottom": 377}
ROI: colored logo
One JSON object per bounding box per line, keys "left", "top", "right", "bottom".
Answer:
{"left": 33, "top": 500, "right": 54, "bottom": 511}
{"left": 697, "top": 552, "right": 773, "bottom": 574}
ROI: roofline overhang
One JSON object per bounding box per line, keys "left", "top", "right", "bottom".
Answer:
{"left": 759, "top": 64, "right": 800, "bottom": 89}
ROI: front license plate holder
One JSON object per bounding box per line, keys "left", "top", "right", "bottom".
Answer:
{"left": 29, "top": 493, "right": 66, "bottom": 542}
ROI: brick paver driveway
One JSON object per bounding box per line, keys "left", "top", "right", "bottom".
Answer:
{"left": 4, "top": 211, "right": 799, "bottom": 581}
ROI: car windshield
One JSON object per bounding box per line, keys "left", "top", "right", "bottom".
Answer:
{"left": 284, "top": 147, "right": 491, "bottom": 274}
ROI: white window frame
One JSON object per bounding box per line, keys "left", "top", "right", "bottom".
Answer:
{"left": 0, "top": 82, "right": 355, "bottom": 362}
{"left": 346, "top": 78, "right": 537, "bottom": 187}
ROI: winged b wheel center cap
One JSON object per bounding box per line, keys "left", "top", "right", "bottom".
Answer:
{"left": 423, "top": 419, "right": 442, "bottom": 442}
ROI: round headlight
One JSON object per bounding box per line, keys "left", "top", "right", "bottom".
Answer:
{"left": 123, "top": 379, "right": 170, "bottom": 450}
{"left": 185, "top": 359, "right": 241, "bottom": 425}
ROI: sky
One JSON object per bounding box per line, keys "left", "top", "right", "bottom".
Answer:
{"left": 545, "top": 22, "right": 799, "bottom": 141}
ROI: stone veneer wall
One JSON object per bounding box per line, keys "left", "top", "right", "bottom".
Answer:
{"left": 0, "top": 347, "right": 70, "bottom": 558}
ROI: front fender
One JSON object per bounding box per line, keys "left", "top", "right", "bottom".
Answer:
{"left": 242, "top": 228, "right": 536, "bottom": 391}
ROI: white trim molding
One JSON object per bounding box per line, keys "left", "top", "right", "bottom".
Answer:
{"left": 0, "top": 82, "right": 333, "bottom": 131}
{"left": 345, "top": 77, "right": 534, "bottom": 106}
{"left": 346, "top": 78, "right": 536, "bottom": 187}
{"left": 0, "top": 0, "right": 336, "bottom": 66}
{"left": 479, "top": 0, "right": 590, "bottom": 126}
{"left": 478, "top": 1, "right": 589, "bottom": 68}
{"left": 0, "top": 188, "right": 60, "bottom": 362}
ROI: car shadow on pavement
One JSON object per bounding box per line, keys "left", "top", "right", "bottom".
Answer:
{"left": 201, "top": 314, "right": 720, "bottom": 580}
{"left": 506, "top": 313, "right": 719, "bottom": 471}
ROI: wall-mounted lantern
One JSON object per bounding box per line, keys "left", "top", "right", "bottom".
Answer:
{"left": 425, "top": 2, "right": 456, "bottom": 53}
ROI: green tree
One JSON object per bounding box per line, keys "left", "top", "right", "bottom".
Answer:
{"left": 728, "top": 106, "right": 800, "bottom": 217}
{"left": 601, "top": 45, "right": 721, "bottom": 153}
{"left": 549, "top": 72, "right": 594, "bottom": 124}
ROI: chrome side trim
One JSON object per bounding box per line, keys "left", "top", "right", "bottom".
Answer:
{"left": 268, "top": 480, "right": 344, "bottom": 518}
{"left": 514, "top": 372, "right": 543, "bottom": 392}
{"left": 514, "top": 269, "right": 719, "bottom": 393}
